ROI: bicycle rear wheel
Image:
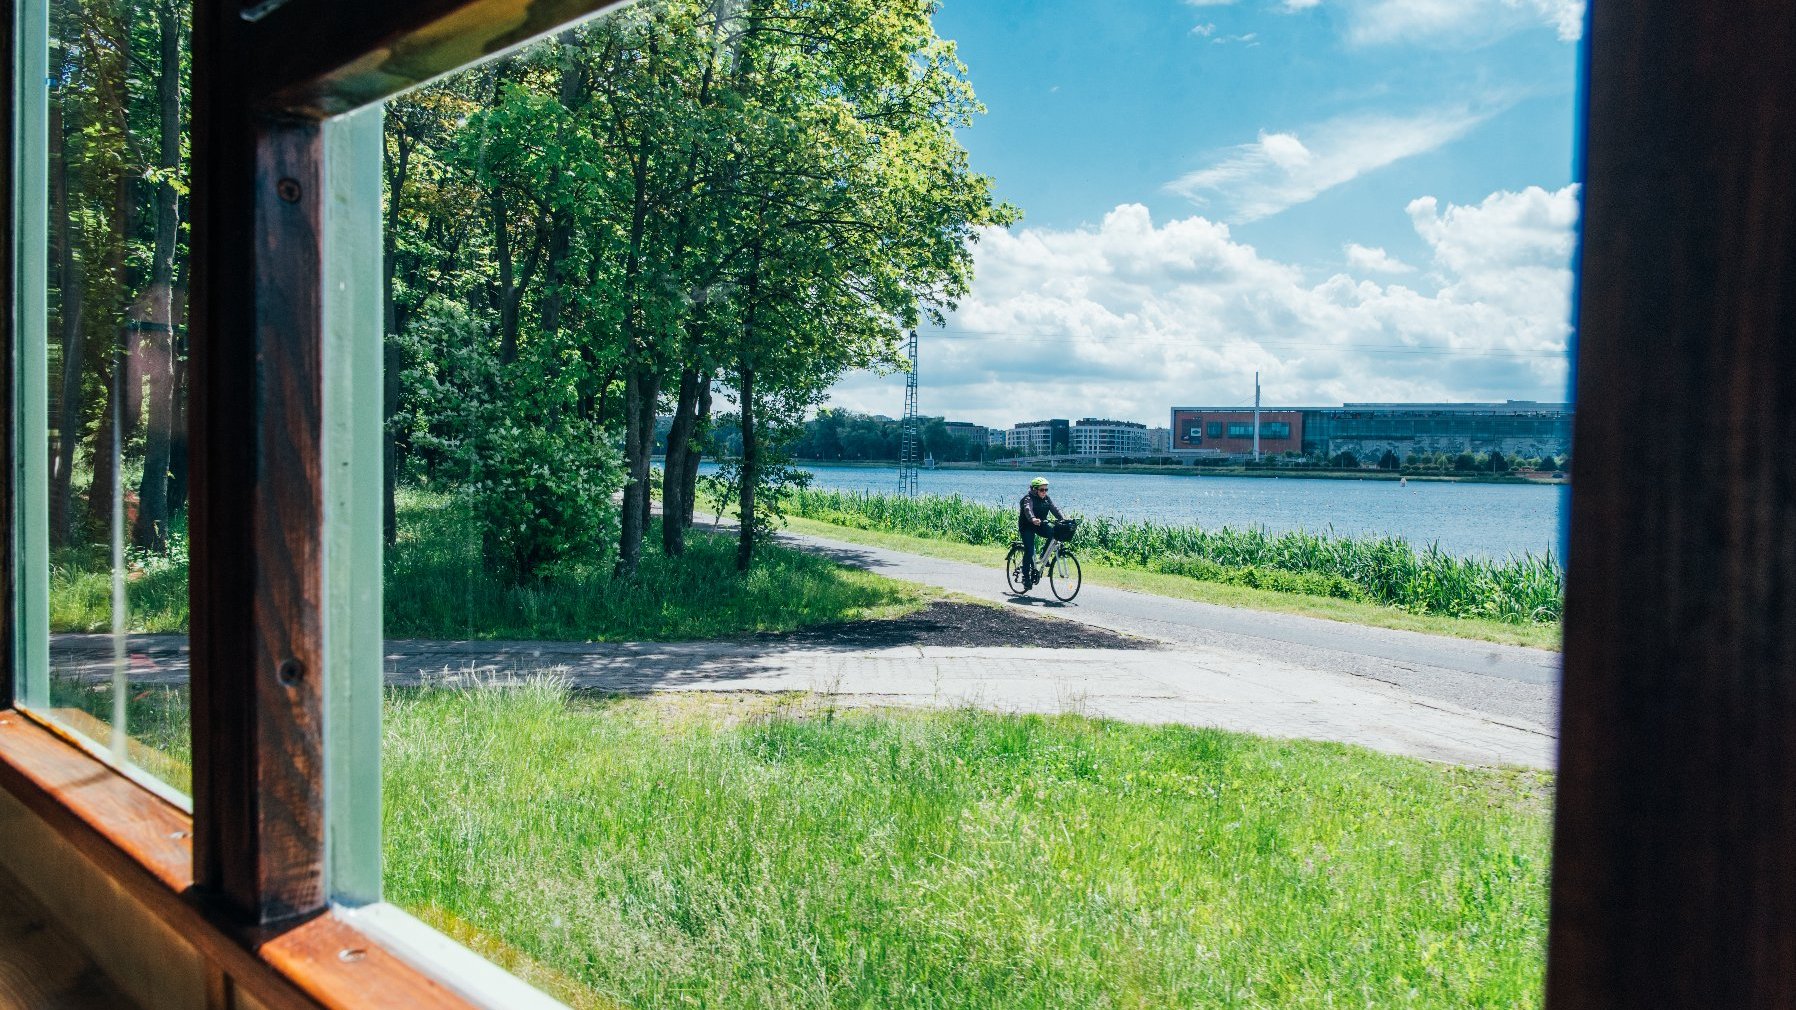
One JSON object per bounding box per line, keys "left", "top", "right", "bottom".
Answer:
{"left": 1005, "top": 545, "right": 1029, "bottom": 594}
{"left": 1049, "top": 551, "right": 1082, "bottom": 601}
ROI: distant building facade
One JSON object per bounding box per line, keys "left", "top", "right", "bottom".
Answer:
{"left": 1169, "top": 401, "right": 1573, "bottom": 461}
{"left": 1169, "top": 409, "right": 1305, "bottom": 457}
{"left": 1007, "top": 418, "right": 1071, "bottom": 455}
{"left": 1305, "top": 402, "right": 1571, "bottom": 460}
{"left": 942, "top": 420, "right": 989, "bottom": 447}
{"left": 1070, "top": 418, "right": 1151, "bottom": 456}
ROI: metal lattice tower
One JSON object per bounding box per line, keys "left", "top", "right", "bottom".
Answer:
{"left": 898, "top": 329, "right": 920, "bottom": 496}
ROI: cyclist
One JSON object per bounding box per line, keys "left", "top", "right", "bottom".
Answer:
{"left": 1017, "top": 476, "right": 1065, "bottom": 588}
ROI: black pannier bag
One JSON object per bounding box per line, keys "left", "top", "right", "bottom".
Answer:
{"left": 1052, "top": 519, "right": 1078, "bottom": 542}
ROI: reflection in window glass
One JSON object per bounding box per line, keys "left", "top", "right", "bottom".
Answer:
{"left": 35, "top": 0, "right": 192, "bottom": 796}
{"left": 377, "top": 2, "right": 1018, "bottom": 1002}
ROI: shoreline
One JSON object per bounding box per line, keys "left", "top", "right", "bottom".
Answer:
{"left": 667, "top": 456, "right": 1566, "bottom": 486}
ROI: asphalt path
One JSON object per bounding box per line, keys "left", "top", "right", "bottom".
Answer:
{"left": 761, "top": 522, "right": 1563, "bottom": 733}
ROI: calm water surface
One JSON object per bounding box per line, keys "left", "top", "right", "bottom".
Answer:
{"left": 710, "top": 463, "right": 1568, "bottom": 560}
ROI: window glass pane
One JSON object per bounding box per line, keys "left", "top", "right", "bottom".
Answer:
{"left": 358, "top": 0, "right": 1574, "bottom": 1003}
{"left": 32, "top": 0, "right": 192, "bottom": 798}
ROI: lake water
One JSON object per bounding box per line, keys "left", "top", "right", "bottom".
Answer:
{"left": 706, "top": 463, "right": 1568, "bottom": 561}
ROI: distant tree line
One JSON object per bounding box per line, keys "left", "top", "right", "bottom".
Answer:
{"left": 680, "top": 409, "right": 1023, "bottom": 463}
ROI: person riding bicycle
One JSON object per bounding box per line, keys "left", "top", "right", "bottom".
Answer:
{"left": 1018, "top": 477, "right": 1065, "bottom": 588}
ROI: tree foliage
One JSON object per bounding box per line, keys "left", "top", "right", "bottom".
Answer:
{"left": 385, "top": 0, "right": 1015, "bottom": 577}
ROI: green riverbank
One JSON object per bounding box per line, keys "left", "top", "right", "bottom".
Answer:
{"left": 779, "top": 489, "right": 1563, "bottom": 651}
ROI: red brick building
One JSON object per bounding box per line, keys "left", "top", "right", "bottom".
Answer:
{"left": 1170, "top": 408, "right": 1305, "bottom": 457}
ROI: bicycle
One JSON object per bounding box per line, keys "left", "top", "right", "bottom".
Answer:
{"left": 1005, "top": 518, "right": 1082, "bottom": 602}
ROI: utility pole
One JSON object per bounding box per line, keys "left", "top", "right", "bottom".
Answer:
{"left": 1253, "top": 371, "right": 1262, "bottom": 463}
{"left": 898, "top": 329, "right": 920, "bottom": 496}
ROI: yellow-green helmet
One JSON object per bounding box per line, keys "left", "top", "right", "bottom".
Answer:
{"left": 1030, "top": 477, "right": 1050, "bottom": 489}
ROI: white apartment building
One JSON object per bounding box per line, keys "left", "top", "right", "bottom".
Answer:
{"left": 1070, "top": 418, "right": 1151, "bottom": 456}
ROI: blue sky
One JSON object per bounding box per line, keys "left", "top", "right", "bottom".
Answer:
{"left": 827, "top": 0, "right": 1587, "bottom": 428}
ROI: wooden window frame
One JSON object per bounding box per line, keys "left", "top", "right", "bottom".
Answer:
{"left": 4, "top": 1, "right": 627, "bottom": 1006}
{"left": 6, "top": 0, "right": 1796, "bottom": 1007}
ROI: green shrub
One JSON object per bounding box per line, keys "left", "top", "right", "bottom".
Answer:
{"left": 466, "top": 412, "right": 625, "bottom": 581}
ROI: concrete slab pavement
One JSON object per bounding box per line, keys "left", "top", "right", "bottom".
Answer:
{"left": 49, "top": 632, "right": 1553, "bottom": 768}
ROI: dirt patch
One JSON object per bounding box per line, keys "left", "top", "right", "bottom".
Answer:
{"left": 748, "top": 600, "right": 1155, "bottom": 651}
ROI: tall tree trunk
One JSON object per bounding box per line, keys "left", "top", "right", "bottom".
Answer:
{"left": 86, "top": 190, "right": 132, "bottom": 536}
{"left": 131, "top": 311, "right": 175, "bottom": 551}
{"left": 167, "top": 345, "right": 188, "bottom": 516}
{"left": 616, "top": 368, "right": 647, "bottom": 576}
{"left": 132, "top": 0, "right": 182, "bottom": 551}
{"left": 614, "top": 120, "right": 656, "bottom": 574}
{"left": 661, "top": 366, "right": 700, "bottom": 555}
{"left": 735, "top": 256, "right": 762, "bottom": 572}
{"left": 49, "top": 104, "right": 85, "bottom": 547}
{"left": 382, "top": 118, "right": 411, "bottom": 544}
{"left": 168, "top": 254, "right": 192, "bottom": 517}
{"left": 736, "top": 362, "right": 756, "bottom": 572}
{"left": 681, "top": 378, "right": 711, "bottom": 528}
{"left": 634, "top": 366, "right": 659, "bottom": 544}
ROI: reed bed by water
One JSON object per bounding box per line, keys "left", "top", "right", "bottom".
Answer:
{"left": 785, "top": 489, "right": 1564, "bottom": 624}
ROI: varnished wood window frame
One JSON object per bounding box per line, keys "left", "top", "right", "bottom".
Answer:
{"left": 3, "top": 1, "right": 627, "bottom": 1006}
{"left": 7, "top": 0, "right": 1796, "bottom": 1007}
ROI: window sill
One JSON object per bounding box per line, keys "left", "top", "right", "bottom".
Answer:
{"left": 0, "top": 710, "right": 560, "bottom": 1009}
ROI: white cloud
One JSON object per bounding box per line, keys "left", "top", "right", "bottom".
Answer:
{"left": 1190, "top": 22, "right": 1217, "bottom": 36}
{"left": 1281, "top": 0, "right": 1323, "bottom": 9}
{"left": 827, "top": 186, "right": 1580, "bottom": 428}
{"left": 1345, "top": 0, "right": 1585, "bottom": 44}
{"left": 1167, "top": 106, "right": 1495, "bottom": 222}
{"left": 1344, "top": 243, "right": 1414, "bottom": 274}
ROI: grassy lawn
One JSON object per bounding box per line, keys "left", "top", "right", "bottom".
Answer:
{"left": 385, "top": 489, "right": 924, "bottom": 640}
{"left": 47, "top": 489, "right": 927, "bottom": 641}
{"left": 389, "top": 684, "right": 1550, "bottom": 1009}
{"left": 780, "top": 515, "right": 1563, "bottom": 651}
{"left": 50, "top": 680, "right": 1551, "bottom": 1007}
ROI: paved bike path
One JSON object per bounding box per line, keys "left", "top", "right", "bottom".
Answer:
{"left": 757, "top": 522, "right": 1562, "bottom": 733}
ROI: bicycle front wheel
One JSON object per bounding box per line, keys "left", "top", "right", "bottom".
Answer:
{"left": 1005, "top": 545, "right": 1029, "bottom": 594}
{"left": 1049, "top": 551, "right": 1082, "bottom": 601}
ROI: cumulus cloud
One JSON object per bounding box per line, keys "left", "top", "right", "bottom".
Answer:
{"left": 826, "top": 186, "right": 1581, "bottom": 428}
{"left": 1167, "top": 106, "right": 1495, "bottom": 222}
{"left": 1345, "top": 243, "right": 1415, "bottom": 274}
{"left": 1344, "top": 0, "right": 1585, "bottom": 44}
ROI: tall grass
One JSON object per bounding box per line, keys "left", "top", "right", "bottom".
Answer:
{"left": 50, "top": 528, "right": 192, "bottom": 633}
{"left": 28, "top": 682, "right": 1556, "bottom": 1007}
{"left": 384, "top": 487, "right": 921, "bottom": 640}
{"left": 386, "top": 683, "right": 1552, "bottom": 1009}
{"left": 786, "top": 489, "right": 1564, "bottom": 624}
{"left": 46, "top": 488, "right": 925, "bottom": 641}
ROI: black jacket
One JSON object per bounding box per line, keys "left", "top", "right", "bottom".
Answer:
{"left": 1018, "top": 492, "right": 1063, "bottom": 533}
